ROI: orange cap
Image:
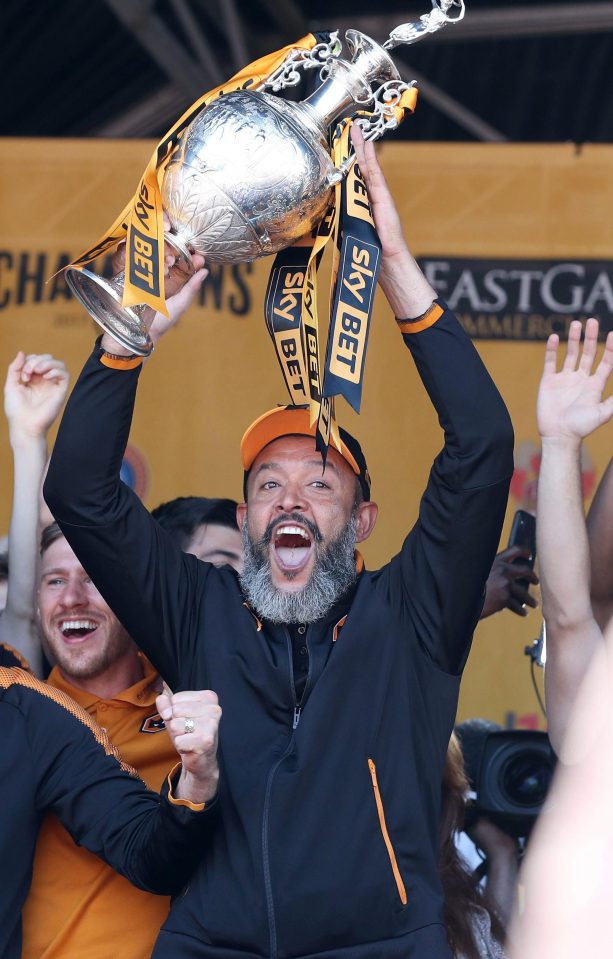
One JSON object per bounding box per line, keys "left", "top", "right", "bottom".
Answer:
{"left": 240, "top": 405, "right": 370, "bottom": 498}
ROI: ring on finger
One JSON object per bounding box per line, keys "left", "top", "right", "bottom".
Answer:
{"left": 183, "top": 717, "right": 195, "bottom": 735}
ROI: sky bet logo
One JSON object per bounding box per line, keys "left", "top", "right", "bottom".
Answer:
{"left": 128, "top": 225, "right": 160, "bottom": 297}
{"left": 329, "top": 237, "right": 379, "bottom": 385}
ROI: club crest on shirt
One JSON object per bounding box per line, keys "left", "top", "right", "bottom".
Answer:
{"left": 140, "top": 712, "right": 166, "bottom": 734}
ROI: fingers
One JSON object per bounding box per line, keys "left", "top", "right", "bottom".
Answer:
{"left": 350, "top": 122, "right": 386, "bottom": 192}
{"left": 508, "top": 580, "right": 539, "bottom": 606}
{"left": 598, "top": 393, "right": 613, "bottom": 427}
{"left": 166, "top": 267, "right": 208, "bottom": 318}
{"left": 158, "top": 688, "right": 222, "bottom": 755}
{"left": 594, "top": 328, "right": 613, "bottom": 390}
{"left": 5, "top": 351, "right": 26, "bottom": 385}
{"left": 21, "top": 355, "right": 68, "bottom": 384}
{"left": 543, "top": 333, "right": 559, "bottom": 376}
{"left": 497, "top": 545, "right": 531, "bottom": 563}
{"left": 507, "top": 564, "right": 539, "bottom": 586}
{"left": 562, "top": 320, "right": 582, "bottom": 371}
{"left": 112, "top": 239, "right": 127, "bottom": 274}
{"left": 507, "top": 596, "right": 529, "bottom": 617}
{"left": 578, "top": 317, "right": 599, "bottom": 375}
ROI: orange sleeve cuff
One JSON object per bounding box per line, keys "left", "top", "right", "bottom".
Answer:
{"left": 397, "top": 302, "right": 444, "bottom": 334}
{"left": 99, "top": 353, "right": 143, "bottom": 370}
{"left": 166, "top": 762, "right": 207, "bottom": 812}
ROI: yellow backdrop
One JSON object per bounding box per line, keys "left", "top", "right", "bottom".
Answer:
{"left": 1, "top": 137, "right": 612, "bottom": 728}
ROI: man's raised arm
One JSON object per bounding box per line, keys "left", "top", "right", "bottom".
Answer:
{"left": 352, "top": 127, "right": 514, "bottom": 674}
{"left": 1, "top": 352, "right": 69, "bottom": 675}
{"left": 44, "top": 266, "right": 207, "bottom": 689}
{"left": 536, "top": 318, "right": 613, "bottom": 754}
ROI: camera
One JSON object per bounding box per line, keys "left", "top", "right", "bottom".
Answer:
{"left": 456, "top": 719, "right": 556, "bottom": 838}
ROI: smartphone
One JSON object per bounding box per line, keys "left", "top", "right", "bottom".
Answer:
{"left": 508, "top": 509, "right": 536, "bottom": 588}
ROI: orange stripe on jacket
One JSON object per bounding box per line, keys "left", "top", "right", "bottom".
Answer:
{"left": 397, "top": 303, "right": 444, "bottom": 335}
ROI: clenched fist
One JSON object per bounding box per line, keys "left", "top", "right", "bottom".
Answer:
{"left": 157, "top": 685, "right": 221, "bottom": 804}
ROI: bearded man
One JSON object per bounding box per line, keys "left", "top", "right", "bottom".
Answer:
{"left": 44, "top": 130, "right": 514, "bottom": 958}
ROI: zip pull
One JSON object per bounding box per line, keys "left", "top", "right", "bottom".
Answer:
{"left": 293, "top": 705, "right": 301, "bottom": 729}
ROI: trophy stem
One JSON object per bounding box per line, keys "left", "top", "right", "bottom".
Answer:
{"left": 64, "top": 233, "right": 195, "bottom": 357}
{"left": 64, "top": 267, "right": 154, "bottom": 356}
{"left": 300, "top": 32, "right": 401, "bottom": 134}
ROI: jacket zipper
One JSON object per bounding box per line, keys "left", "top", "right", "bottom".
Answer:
{"left": 286, "top": 625, "right": 312, "bottom": 729}
{"left": 261, "top": 626, "right": 313, "bottom": 957}
{"left": 368, "top": 758, "right": 408, "bottom": 905}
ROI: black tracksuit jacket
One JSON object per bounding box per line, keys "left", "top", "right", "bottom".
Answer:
{"left": 0, "top": 667, "right": 216, "bottom": 959}
{"left": 45, "top": 302, "right": 514, "bottom": 958}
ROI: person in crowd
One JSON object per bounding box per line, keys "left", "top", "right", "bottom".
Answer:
{"left": 507, "top": 321, "right": 612, "bottom": 959}
{"left": 508, "top": 620, "right": 613, "bottom": 959}
{"left": 441, "top": 734, "right": 515, "bottom": 959}
{"left": 44, "top": 125, "right": 513, "bottom": 957}
{"left": 152, "top": 495, "right": 243, "bottom": 571}
{"left": 1, "top": 352, "right": 70, "bottom": 675}
{"left": 1, "top": 667, "right": 220, "bottom": 959}
{"left": 586, "top": 453, "right": 613, "bottom": 631}
{"left": 535, "top": 317, "right": 613, "bottom": 754}
{"left": 21, "top": 522, "right": 188, "bottom": 959}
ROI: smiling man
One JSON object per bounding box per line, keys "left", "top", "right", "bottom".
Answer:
{"left": 238, "top": 414, "right": 375, "bottom": 630}
{"left": 22, "top": 524, "right": 180, "bottom": 959}
{"left": 44, "top": 130, "right": 514, "bottom": 958}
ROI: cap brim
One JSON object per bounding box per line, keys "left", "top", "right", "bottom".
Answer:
{"left": 240, "top": 407, "right": 360, "bottom": 476}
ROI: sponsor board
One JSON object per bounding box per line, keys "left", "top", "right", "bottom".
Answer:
{"left": 419, "top": 257, "right": 613, "bottom": 340}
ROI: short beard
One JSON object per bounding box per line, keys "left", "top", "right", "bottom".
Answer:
{"left": 239, "top": 510, "right": 358, "bottom": 624}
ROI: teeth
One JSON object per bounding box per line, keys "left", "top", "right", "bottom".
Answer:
{"left": 60, "top": 620, "right": 98, "bottom": 633}
{"left": 275, "top": 526, "right": 310, "bottom": 539}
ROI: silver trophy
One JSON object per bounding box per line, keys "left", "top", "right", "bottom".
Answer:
{"left": 65, "top": 0, "right": 465, "bottom": 355}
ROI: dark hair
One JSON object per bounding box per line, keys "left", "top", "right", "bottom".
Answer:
{"left": 40, "top": 522, "right": 65, "bottom": 556}
{"left": 151, "top": 496, "right": 239, "bottom": 551}
{"left": 440, "top": 733, "right": 506, "bottom": 959}
{"left": 0, "top": 552, "right": 8, "bottom": 582}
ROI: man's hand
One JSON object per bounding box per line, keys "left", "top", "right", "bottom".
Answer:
{"left": 106, "top": 227, "right": 207, "bottom": 353}
{"left": 349, "top": 124, "right": 407, "bottom": 263}
{"left": 537, "top": 318, "right": 613, "bottom": 445}
{"left": 157, "top": 684, "right": 221, "bottom": 803}
{"left": 349, "top": 124, "right": 436, "bottom": 319}
{"left": 4, "top": 353, "right": 70, "bottom": 444}
{"left": 481, "top": 545, "right": 539, "bottom": 619}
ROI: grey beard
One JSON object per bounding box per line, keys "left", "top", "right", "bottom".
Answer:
{"left": 239, "top": 511, "right": 358, "bottom": 624}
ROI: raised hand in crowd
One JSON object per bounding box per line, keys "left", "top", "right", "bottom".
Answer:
{"left": 110, "top": 223, "right": 207, "bottom": 352}
{"left": 510, "top": 616, "right": 613, "bottom": 959}
{"left": 157, "top": 685, "right": 221, "bottom": 804}
{"left": 480, "top": 545, "right": 539, "bottom": 620}
{"left": 536, "top": 317, "right": 613, "bottom": 753}
{"left": 1, "top": 352, "right": 70, "bottom": 675}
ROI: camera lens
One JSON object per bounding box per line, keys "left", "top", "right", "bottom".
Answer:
{"left": 501, "top": 751, "right": 553, "bottom": 807}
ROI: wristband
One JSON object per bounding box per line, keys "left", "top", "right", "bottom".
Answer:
{"left": 397, "top": 301, "right": 444, "bottom": 335}
{"left": 100, "top": 350, "right": 144, "bottom": 371}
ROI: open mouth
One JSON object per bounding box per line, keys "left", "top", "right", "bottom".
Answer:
{"left": 272, "top": 524, "right": 314, "bottom": 574}
{"left": 58, "top": 619, "right": 100, "bottom": 644}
